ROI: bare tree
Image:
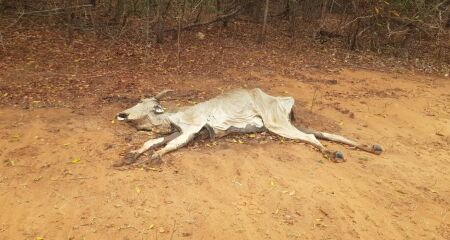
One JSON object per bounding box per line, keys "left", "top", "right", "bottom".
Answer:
{"left": 113, "top": 0, "right": 125, "bottom": 23}
{"left": 258, "top": 0, "right": 269, "bottom": 43}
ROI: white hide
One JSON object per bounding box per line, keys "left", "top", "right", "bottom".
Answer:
{"left": 168, "top": 88, "right": 299, "bottom": 138}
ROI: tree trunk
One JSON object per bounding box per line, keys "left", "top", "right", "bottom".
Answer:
{"left": 63, "top": 2, "right": 74, "bottom": 45}
{"left": 113, "top": 0, "right": 125, "bottom": 24}
{"left": 154, "top": 1, "right": 164, "bottom": 43}
{"left": 258, "top": 0, "right": 269, "bottom": 43}
{"left": 195, "top": 1, "right": 203, "bottom": 23}
{"left": 216, "top": 0, "right": 221, "bottom": 13}
{"left": 287, "top": 0, "right": 297, "bottom": 36}
{"left": 145, "top": 0, "right": 150, "bottom": 43}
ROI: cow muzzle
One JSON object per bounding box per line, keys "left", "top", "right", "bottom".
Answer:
{"left": 116, "top": 112, "right": 129, "bottom": 121}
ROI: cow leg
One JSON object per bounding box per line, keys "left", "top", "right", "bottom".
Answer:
{"left": 298, "top": 127, "right": 383, "bottom": 155}
{"left": 287, "top": 131, "right": 344, "bottom": 162}
{"left": 133, "top": 132, "right": 181, "bottom": 156}
{"left": 114, "top": 132, "right": 181, "bottom": 167}
{"left": 266, "top": 124, "right": 344, "bottom": 162}
{"left": 151, "top": 131, "right": 197, "bottom": 161}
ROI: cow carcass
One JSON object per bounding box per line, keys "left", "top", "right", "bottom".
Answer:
{"left": 115, "top": 88, "right": 382, "bottom": 166}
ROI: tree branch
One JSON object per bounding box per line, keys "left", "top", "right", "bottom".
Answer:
{"left": 19, "top": 4, "right": 94, "bottom": 15}
{"left": 164, "top": 6, "right": 243, "bottom": 33}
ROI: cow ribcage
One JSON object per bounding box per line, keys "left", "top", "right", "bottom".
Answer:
{"left": 206, "top": 113, "right": 265, "bottom": 138}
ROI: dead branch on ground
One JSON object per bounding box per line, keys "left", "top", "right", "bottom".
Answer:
{"left": 164, "top": 5, "right": 243, "bottom": 33}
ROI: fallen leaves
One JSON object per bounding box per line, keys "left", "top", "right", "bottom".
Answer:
{"left": 205, "top": 141, "right": 218, "bottom": 147}
{"left": 71, "top": 157, "right": 81, "bottom": 164}
{"left": 33, "top": 176, "right": 43, "bottom": 182}
{"left": 3, "top": 159, "right": 15, "bottom": 167}
{"left": 396, "top": 189, "right": 407, "bottom": 195}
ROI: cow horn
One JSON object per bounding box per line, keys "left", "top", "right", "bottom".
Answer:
{"left": 154, "top": 89, "right": 173, "bottom": 100}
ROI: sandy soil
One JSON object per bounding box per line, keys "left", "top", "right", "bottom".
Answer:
{"left": 0, "top": 68, "right": 449, "bottom": 240}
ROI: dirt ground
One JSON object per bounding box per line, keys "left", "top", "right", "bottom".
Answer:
{"left": 1, "top": 21, "right": 450, "bottom": 239}
{"left": 1, "top": 68, "right": 449, "bottom": 240}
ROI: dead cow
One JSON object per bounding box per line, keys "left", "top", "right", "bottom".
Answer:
{"left": 115, "top": 88, "right": 382, "bottom": 165}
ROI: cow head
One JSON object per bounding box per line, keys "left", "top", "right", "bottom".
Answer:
{"left": 116, "top": 90, "right": 173, "bottom": 133}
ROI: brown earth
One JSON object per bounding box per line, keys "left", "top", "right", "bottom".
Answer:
{"left": 1, "top": 68, "right": 450, "bottom": 240}
{"left": 1, "top": 21, "right": 450, "bottom": 240}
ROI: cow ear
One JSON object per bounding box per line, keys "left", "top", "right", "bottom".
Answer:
{"left": 153, "top": 104, "right": 164, "bottom": 114}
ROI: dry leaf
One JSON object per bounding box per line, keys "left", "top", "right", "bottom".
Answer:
{"left": 71, "top": 157, "right": 80, "bottom": 164}
{"left": 196, "top": 32, "right": 205, "bottom": 39}
{"left": 391, "top": 10, "right": 400, "bottom": 17}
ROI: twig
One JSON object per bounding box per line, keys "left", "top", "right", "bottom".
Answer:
{"left": 0, "top": 32, "right": 5, "bottom": 51}
{"left": 192, "top": 0, "right": 205, "bottom": 13}
{"left": 169, "top": 220, "right": 177, "bottom": 240}
{"left": 117, "top": 224, "right": 138, "bottom": 231}
{"left": 177, "top": 15, "right": 182, "bottom": 68}
{"left": 387, "top": 16, "right": 433, "bottom": 37}
{"left": 310, "top": 87, "right": 319, "bottom": 112}
{"left": 194, "top": 1, "right": 204, "bottom": 23}
{"left": 19, "top": 4, "right": 93, "bottom": 15}
{"left": 164, "top": 6, "right": 243, "bottom": 33}
{"left": 340, "top": 14, "right": 374, "bottom": 29}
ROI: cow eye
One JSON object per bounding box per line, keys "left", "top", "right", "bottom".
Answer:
{"left": 153, "top": 105, "right": 164, "bottom": 114}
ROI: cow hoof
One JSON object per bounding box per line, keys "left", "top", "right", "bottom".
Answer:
{"left": 112, "top": 153, "right": 136, "bottom": 168}
{"left": 372, "top": 144, "right": 383, "bottom": 155}
{"left": 122, "top": 153, "right": 138, "bottom": 165}
{"left": 332, "top": 151, "right": 345, "bottom": 163}
{"left": 335, "top": 151, "right": 344, "bottom": 159}
{"left": 150, "top": 152, "right": 162, "bottom": 164}
{"left": 323, "top": 150, "right": 345, "bottom": 163}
